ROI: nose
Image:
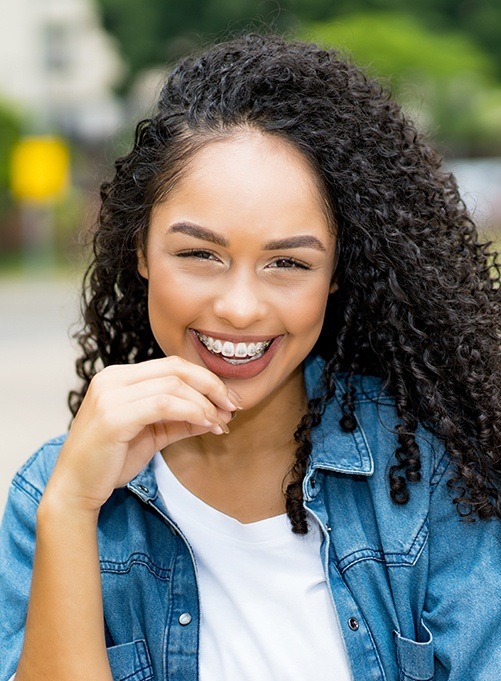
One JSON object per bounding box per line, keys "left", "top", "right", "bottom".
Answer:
{"left": 212, "top": 269, "right": 268, "bottom": 329}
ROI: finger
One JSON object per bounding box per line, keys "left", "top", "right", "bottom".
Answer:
{"left": 110, "top": 394, "right": 229, "bottom": 444}
{"left": 93, "top": 357, "right": 242, "bottom": 411}
{"left": 115, "top": 375, "right": 224, "bottom": 423}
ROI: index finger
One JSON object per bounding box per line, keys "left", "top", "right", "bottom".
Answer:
{"left": 96, "top": 356, "right": 243, "bottom": 411}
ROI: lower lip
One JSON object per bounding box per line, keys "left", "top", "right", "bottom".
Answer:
{"left": 189, "top": 330, "right": 284, "bottom": 380}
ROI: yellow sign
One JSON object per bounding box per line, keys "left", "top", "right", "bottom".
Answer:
{"left": 10, "top": 136, "right": 70, "bottom": 202}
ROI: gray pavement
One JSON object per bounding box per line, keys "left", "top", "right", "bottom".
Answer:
{"left": 0, "top": 274, "right": 81, "bottom": 515}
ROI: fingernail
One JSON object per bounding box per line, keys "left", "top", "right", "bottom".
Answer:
{"left": 230, "top": 411, "right": 237, "bottom": 421}
{"left": 219, "top": 420, "right": 230, "bottom": 434}
{"left": 204, "top": 410, "right": 219, "bottom": 425}
{"left": 227, "top": 388, "right": 243, "bottom": 408}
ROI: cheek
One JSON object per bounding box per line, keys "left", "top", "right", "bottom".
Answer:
{"left": 289, "top": 286, "right": 330, "bottom": 336}
{"left": 147, "top": 274, "right": 192, "bottom": 337}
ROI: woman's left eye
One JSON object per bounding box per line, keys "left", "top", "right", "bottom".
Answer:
{"left": 268, "top": 258, "right": 311, "bottom": 270}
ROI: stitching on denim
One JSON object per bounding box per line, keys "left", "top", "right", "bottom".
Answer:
{"left": 115, "top": 664, "right": 153, "bottom": 681}
{"left": 339, "top": 554, "right": 386, "bottom": 574}
{"left": 117, "top": 664, "right": 153, "bottom": 681}
{"left": 430, "top": 451, "right": 452, "bottom": 493}
{"left": 101, "top": 552, "right": 171, "bottom": 580}
{"left": 11, "top": 475, "right": 43, "bottom": 505}
{"left": 12, "top": 436, "right": 67, "bottom": 504}
{"left": 338, "top": 515, "right": 429, "bottom": 572}
{"left": 395, "top": 637, "right": 434, "bottom": 681}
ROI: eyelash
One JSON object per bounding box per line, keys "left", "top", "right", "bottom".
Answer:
{"left": 176, "top": 250, "right": 311, "bottom": 270}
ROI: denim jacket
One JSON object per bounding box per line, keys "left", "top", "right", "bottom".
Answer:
{"left": 1, "top": 356, "right": 500, "bottom": 681}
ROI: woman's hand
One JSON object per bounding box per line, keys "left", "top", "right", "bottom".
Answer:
{"left": 44, "top": 356, "right": 241, "bottom": 513}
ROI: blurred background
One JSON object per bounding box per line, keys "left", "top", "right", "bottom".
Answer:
{"left": 1, "top": 0, "right": 501, "bottom": 514}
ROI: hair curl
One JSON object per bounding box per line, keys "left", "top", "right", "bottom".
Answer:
{"left": 70, "top": 34, "right": 501, "bottom": 533}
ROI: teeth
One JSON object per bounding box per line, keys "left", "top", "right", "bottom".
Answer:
{"left": 196, "top": 332, "right": 272, "bottom": 359}
{"left": 235, "top": 343, "right": 247, "bottom": 357}
{"left": 221, "top": 341, "right": 235, "bottom": 357}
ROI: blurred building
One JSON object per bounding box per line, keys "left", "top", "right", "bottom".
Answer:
{"left": 0, "top": 0, "right": 124, "bottom": 141}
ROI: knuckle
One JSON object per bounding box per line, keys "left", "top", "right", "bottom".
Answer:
{"left": 91, "top": 365, "right": 116, "bottom": 390}
{"left": 157, "top": 393, "right": 173, "bottom": 411}
{"left": 165, "top": 375, "right": 183, "bottom": 392}
{"left": 165, "top": 355, "right": 184, "bottom": 371}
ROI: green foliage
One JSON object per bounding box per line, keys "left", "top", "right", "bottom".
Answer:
{"left": 293, "top": 0, "right": 501, "bottom": 79}
{"left": 303, "top": 12, "right": 494, "bottom": 87}
{"left": 0, "top": 101, "right": 21, "bottom": 216}
{"left": 302, "top": 12, "right": 501, "bottom": 154}
{"left": 97, "top": 0, "right": 288, "bottom": 87}
{"left": 94, "top": 0, "right": 501, "bottom": 153}
{"left": 96, "top": 0, "right": 501, "bottom": 84}
{"left": 0, "top": 101, "right": 21, "bottom": 188}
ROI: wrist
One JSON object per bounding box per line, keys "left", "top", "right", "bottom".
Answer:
{"left": 38, "top": 484, "right": 101, "bottom": 525}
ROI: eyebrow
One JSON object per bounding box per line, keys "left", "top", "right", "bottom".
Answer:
{"left": 168, "top": 222, "right": 327, "bottom": 252}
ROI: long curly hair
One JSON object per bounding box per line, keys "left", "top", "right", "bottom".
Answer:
{"left": 70, "top": 34, "right": 501, "bottom": 533}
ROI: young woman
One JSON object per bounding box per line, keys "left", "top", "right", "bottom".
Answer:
{"left": 1, "top": 34, "right": 500, "bottom": 681}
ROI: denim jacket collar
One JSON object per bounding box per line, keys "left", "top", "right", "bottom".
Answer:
{"left": 304, "top": 354, "right": 374, "bottom": 477}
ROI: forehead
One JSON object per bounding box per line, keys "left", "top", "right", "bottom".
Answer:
{"left": 152, "top": 131, "right": 334, "bottom": 240}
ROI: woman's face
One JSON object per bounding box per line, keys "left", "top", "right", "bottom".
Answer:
{"left": 138, "top": 131, "right": 337, "bottom": 409}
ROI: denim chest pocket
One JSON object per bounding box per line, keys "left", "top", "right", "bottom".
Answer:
{"left": 394, "top": 623, "right": 434, "bottom": 681}
{"left": 107, "top": 639, "right": 154, "bottom": 681}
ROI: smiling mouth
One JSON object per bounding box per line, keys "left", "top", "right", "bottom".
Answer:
{"left": 194, "top": 331, "right": 274, "bottom": 364}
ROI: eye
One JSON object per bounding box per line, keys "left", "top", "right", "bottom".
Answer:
{"left": 176, "top": 249, "right": 220, "bottom": 261}
{"left": 268, "top": 257, "right": 311, "bottom": 270}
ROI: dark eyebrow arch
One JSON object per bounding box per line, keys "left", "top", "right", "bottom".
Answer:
{"left": 263, "top": 235, "right": 326, "bottom": 252}
{"left": 168, "top": 222, "right": 229, "bottom": 247}
{"left": 168, "top": 222, "right": 326, "bottom": 252}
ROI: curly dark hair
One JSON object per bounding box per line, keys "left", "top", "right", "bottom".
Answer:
{"left": 70, "top": 34, "right": 501, "bottom": 533}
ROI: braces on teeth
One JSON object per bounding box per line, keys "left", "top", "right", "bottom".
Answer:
{"left": 195, "top": 332, "right": 272, "bottom": 363}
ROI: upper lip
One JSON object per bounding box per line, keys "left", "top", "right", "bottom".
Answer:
{"left": 191, "top": 328, "right": 280, "bottom": 343}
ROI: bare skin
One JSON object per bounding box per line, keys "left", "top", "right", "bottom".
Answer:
{"left": 15, "top": 131, "right": 336, "bottom": 679}
{"left": 16, "top": 358, "right": 238, "bottom": 680}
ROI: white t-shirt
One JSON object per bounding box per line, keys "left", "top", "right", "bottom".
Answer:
{"left": 9, "top": 458, "right": 352, "bottom": 681}
{"left": 153, "top": 453, "right": 353, "bottom": 681}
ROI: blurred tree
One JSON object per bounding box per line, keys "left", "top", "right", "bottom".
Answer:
{"left": 97, "top": 0, "right": 287, "bottom": 89}
{"left": 304, "top": 12, "right": 493, "bottom": 83}
{"left": 303, "top": 12, "right": 501, "bottom": 155}
{"left": 94, "top": 0, "right": 501, "bottom": 154}
{"left": 0, "top": 101, "right": 21, "bottom": 216}
{"left": 96, "top": 0, "right": 501, "bottom": 84}
{"left": 292, "top": 0, "right": 501, "bottom": 78}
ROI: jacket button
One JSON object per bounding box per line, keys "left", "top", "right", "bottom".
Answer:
{"left": 178, "top": 612, "right": 192, "bottom": 626}
{"left": 138, "top": 485, "right": 149, "bottom": 493}
{"left": 348, "top": 617, "right": 359, "bottom": 631}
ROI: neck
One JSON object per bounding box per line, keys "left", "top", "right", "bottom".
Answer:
{"left": 162, "top": 366, "right": 308, "bottom": 522}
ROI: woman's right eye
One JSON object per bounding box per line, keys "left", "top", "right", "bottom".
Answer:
{"left": 176, "top": 249, "right": 219, "bottom": 261}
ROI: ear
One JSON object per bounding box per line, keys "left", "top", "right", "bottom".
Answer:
{"left": 329, "top": 278, "right": 338, "bottom": 294}
{"left": 137, "top": 246, "right": 149, "bottom": 279}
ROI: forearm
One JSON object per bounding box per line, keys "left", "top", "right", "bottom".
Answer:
{"left": 15, "top": 493, "right": 113, "bottom": 681}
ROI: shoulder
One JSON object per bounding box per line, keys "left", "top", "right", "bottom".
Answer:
{"left": 10, "top": 434, "right": 67, "bottom": 506}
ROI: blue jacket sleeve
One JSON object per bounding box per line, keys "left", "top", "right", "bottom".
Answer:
{"left": 0, "top": 438, "right": 63, "bottom": 680}
{"left": 424, "top": 458, "right": 501, "bottom": 680}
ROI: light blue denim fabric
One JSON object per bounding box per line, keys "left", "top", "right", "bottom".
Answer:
{"left": 1, "top": 355, "right": 500, "bottom": 680}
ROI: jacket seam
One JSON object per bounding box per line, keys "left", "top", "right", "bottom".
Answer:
{"left": 101, "top": 553, "right": 171, "bottom": 581}
{"left": 338, "top": 515, "right": 429, "bottom": 573}
{"left": 116, "top": 663, "right": 152, "bottom": 681}
{"left": 11, "top": 475, "right": 43, "bottom": 506}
